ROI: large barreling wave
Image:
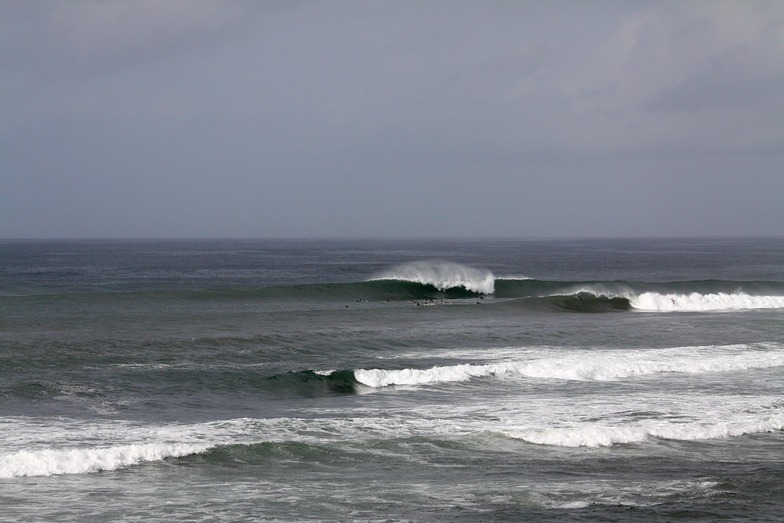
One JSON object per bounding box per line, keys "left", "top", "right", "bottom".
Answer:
{"left": 370, "top": 261, "right": 495, "bottom": 294}
{"left": 364, "top": 265, "right": 784, "bottom": 311}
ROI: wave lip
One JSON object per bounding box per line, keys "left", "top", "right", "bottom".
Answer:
{"left": 371, "top": 261, "right": 495, "bottom": 294}
{"left": 0, "top": 442, "right": 211, "bottom": 478}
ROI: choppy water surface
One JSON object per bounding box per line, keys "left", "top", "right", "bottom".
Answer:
{"left": 1, "top": 238, "right": 783, "bottom": 521}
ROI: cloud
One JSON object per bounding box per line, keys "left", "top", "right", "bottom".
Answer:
{"left": 1, "top": 1, "right": 783, "bottom": 238}
{"left": 43, "top": 1, "right": 246, "bottom": 75}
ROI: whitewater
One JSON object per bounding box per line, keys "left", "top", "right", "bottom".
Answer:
{"left": 2, "top": 238, "right": 783, "bottom": 522}
{"left": 352, "top": 342, "right": 784, "bottom": 386}
{"left": 630, "top": 291, "right": 784, "bottom": 311}
{"left": 369, "top": 261, "right": 784, "bottom": 312}
{"left": 372, "top": 260, "right": 497, "bottom": 294}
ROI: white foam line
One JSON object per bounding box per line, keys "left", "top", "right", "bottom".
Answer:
{"left": 631, "top": 292, "right": 784, "bottom": 312}
{"left": 4, "top": 405, "right": 783, "bottom": 476}
{"left": 0, "top": 443, "right": 212, "bottom": 478}
{"left": 354, "top": 343, "right": 784, "bottom": 387}
{"left": 504, "top": 415, "right": 784, "bottom": 448}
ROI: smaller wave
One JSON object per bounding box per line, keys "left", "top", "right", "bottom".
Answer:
{"left": 355, "top": 364, "right": 485, "bottom": 388}
{"left": 264, "top": 370, "right": 359, "bottom": 395}
{"left": 371, "top": 261, "right": 494, "bottom": 294}
{"left": 0, "top": 442, "right": 211, "bottom": 478}
{"left": 196, "top": 441, "right": 347, "bottom": 466}
{"left": 503, "top": 415, "right": 784, "bottom": 448}
{"left": 534, "top": 293, "right": 632, "bottom": 312}
{"left": 512, "top": 288, "right": 784, "bottom": 313}
{"left": 353, "top": 343, "right": 784, "bottom": 387}
{"left": 630, "top": 292, "right": 784, "bottom": 312}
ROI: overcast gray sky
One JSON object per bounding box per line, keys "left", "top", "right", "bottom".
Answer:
{"left": 2, "top": 0, "right": 782, "bottom": 238}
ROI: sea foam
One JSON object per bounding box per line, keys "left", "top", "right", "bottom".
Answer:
{"left": 630, "top": 292, "right": 784, "bottom": 312}
{"left": 353, "top": 343, "right": 784, "bottom": 387}
{"left": 0, "top": 442, "right": 211, "bottom": 478}
{"left": 504, "top": 415, "right": 784, "bottom": 448}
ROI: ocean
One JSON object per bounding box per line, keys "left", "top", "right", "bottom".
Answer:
{"left": 1, "top": 238, "right": 783, "bottom": 522}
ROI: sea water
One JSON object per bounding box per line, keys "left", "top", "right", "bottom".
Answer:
{"left": 1, "top": 238, "right": 783, "bottom": 521}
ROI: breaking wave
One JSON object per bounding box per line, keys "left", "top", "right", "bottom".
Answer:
{"left": 509, "top": 290, "right": 784, "bottom": 313}
{"left": 6, "top": 260, "right": 782, "bottom": 312}
{"left": 352, "top": 342, "right": 784, "bottom": 387}
{"left": 630, "top": 292, "right": 784, "bottom": 312}
{"left": 498, "top": 281, "right": 784, "bottom": 313}
{"left": 0, "top": 442, "right": 211, "bottom": 478}
{"left": 503, "top": 415, "right": 784, "bottom": 448}
{"left": 371, "top": 261, "right": 495, "bottom": 294}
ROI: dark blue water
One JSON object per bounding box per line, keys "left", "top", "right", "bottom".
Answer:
{"left": 1, "top": 238, "right": 783, "bottom": 521}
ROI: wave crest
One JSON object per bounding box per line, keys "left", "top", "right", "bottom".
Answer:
{"left": 371, "top": 261, "right": 494, "bottom": 294}
{"left": 353, "top": 343, "right": 784, "bottom": 387}
{"left": 630, "top": 292, "right": 784, "bottom": 312}
{"left": 504, "top": 415, "right": 784, "bottom": 448}
{"left": 0, "top": 442, "right": 211, "bottom": 478}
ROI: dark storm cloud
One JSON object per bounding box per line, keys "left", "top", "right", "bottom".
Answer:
{"left": 2, "top": 0, "right": 783, "bottom": 238}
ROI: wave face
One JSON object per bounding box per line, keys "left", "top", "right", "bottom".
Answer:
{"left": 263, "top": 370, "right": 359, "bottom": 395}
{"left": 492, "top": 279, "right": 784, "bottom": 313}
{"left": 371, "top": 261, "right": 495, "bottom": 294}
{"left": 509, "top": 289, "right": 784, "bottom": 313}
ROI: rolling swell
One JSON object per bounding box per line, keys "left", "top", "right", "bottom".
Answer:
{"left": 535, "top": 293, "right": 632, "bottom": 312}
{"left": 0, "top": 280, "right": 480, "bottom": 304}
{"left": 494, "top": 278, "right": 784, "bottom": 298}
{"left": 5, "top": 264, "right": 782, "bottom": 311}
{"left": 267, "top": 278, "right": 784, "bottom": 310}
{"left": 192, "top": 441, "right": 351, "bottom": 466}
{"left": 129, "top": 368, "right": 362, "bottom": 396}
{"left": 350, "top": 280, "right": 480, "bottom": 300}
{"left": 264, "top": 370, "right": 360, "bottom": 395}
{"left": 494, "top": 279, "right": 784, "bottom": 313}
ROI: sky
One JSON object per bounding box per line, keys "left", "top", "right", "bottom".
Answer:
{"left": 2, "top": 0, "right": 783, "bottom": 239}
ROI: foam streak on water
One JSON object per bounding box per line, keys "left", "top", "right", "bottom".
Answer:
{"left": 505, "top": 415, "right": 784, "bottom": 448}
